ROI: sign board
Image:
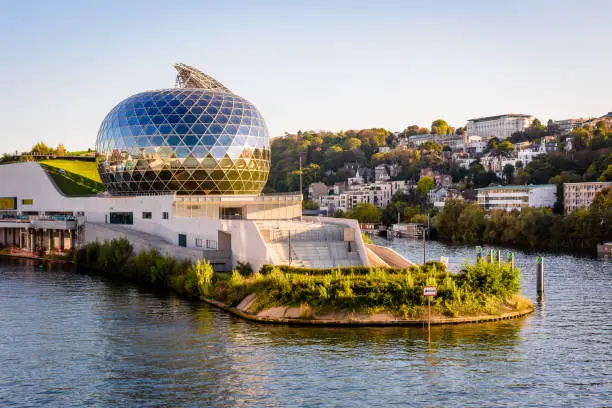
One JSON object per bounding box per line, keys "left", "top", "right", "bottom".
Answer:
{"left": 0, "top": 197, "right": 16, "bottom": 210}
{"left": 422, "top": 286, "right": 437, "bottom": 297}
{"left": 344, "top": 228, "right": 355, "bottom": 242}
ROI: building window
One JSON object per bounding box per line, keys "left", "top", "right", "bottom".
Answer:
{"left": 142, "top": 212, "right": 152, "bottom": 219}
{"left": 110, "top": 212, "right": 133, "bottom": 225}
{"left": 162, "top": 212, "right": 169, "bottom": 220}
{"left": 195, "top": 238, "right": 203, "bottom": 247}
{"left": 21, "top": 199, "right": 34, "bottom": 205}
{"left": 206, "top": 239, "right": 218, "bottom": 249}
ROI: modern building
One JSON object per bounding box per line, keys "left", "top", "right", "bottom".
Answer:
{"left": 476, "top": 185, "right": 557, "bottom": 212}
{"left": 563, "top": 182, "right": 612, "bottom": 214}
{"left": 0, "top": 64, "right": 407, "bottom": 270}
{"left": 97, "top": 63, "right": 269, "bottom": 196}
{"left": 467, "top": 114, "right": 533, "bottom": 140}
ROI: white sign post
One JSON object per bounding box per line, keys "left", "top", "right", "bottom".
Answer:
{"left": 422, "top": 286, "right": 437, "bottom": 330}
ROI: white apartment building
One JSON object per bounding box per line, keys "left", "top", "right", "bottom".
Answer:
{"left": 462, "top": 136, "right": 488, "bottom": 154}
{"left": 467, "top": 114, "right": 533, "bottom": 139}
{"left": 564, "top": 182, "right": 612, "bottom": 214}
{"left": 408, "top": 134, "right": 434, "bottom": 147}
{"left": 476, "top": 185, "right": 557, "bottom": 212}
{"left": 316, "top": 181, "right": 400, "bottom": 212}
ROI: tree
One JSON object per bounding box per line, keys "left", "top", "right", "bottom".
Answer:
{"left": 31, "top": 142, "right": 52, "bottom": 155}
{"left": 503, "top": 164, "right": 515, "bottom": 184}
{"left": 344, "top": 203, "right": 381, "bottom": 223}
{"left": 571, "top": 127, "right": 590, "bottom": 150}
{"left": 343, "top": 137, "right": 362, "bottom": 151}
{"left": 417, "top": 176, "right": 434, "bottom": 194}
{"left": 402, "top": 125, "right": 429, "bottom": 137}
{"left": 55, "top": 144, "right": 66, "bottom": 156}
{"left": 526, "top": 118, "right": 547, "bottom": 140}
{"left": 333, "top": 209, "right": 345, "bottom": 218}
{"left": 302, "top": 200, "right": 319, "bottom": 210}
{"left": 381, "top": 200, "right": 407, "bottom": 226}
{"left": 431, "top": 119, "right": 449, "bottom": 135}
{"left": 434, "top": 199, "right": 468, "bottom": 241}
{"left": 489, "top": 140, "right": 514, "bottom": 171}
{"left": 599, "top": 165, "right": 612, "bottom": 181}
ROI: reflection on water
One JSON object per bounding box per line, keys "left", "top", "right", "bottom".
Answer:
{"left": 0, "top": 246, "right": 610, "bottom": 407}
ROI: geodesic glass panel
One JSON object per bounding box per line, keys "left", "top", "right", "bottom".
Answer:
{"left": 96, "top": 89, "right": 270, "bottom": 195}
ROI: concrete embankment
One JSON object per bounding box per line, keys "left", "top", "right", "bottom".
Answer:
{"left": 201, "top": 297, "right": 534, "bottom": 327}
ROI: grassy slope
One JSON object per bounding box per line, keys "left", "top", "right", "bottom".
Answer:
{"left": 39, "top": 159, "right": 105, "bottom": 196}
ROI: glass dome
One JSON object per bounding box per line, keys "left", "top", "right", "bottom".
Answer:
{"left": 95, "top": 68, "right": 270, "bottom": 196}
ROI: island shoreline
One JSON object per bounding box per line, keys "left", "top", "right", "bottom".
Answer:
{"left": 201, "top": 297, "right": 534, "bottom": 326}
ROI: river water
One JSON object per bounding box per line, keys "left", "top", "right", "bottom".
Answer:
{"left": 0, "top": 240, "right": 610, "bottom": 407}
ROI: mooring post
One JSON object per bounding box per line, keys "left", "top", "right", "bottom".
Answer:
{"left": 536, "top": 256, "right": 544, "bottom": 295}
{"left": 486, "top": 249, "right": 491, "bottom": 263}
{"left": 476, "top": 246, "right": 483, "bottom": 261}
{"left": 507, "top": 251, "right": 514, "bottom": 269}
{"left": 494, "top": 249, "right": 500, "bottom": 267}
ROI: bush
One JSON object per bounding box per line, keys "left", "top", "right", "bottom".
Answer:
{"left": 213, "top": 260, "right": 523, "bottom": 316}
{"left": 77, "top": 239, "right": 211, "bottom": 299}
{"left": 236, "top": 261, "right": 253, "bottom": 276}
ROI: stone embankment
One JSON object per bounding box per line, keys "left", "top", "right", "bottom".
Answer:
{"left": 202, "top": 296, "right": 534, "bottom": 327}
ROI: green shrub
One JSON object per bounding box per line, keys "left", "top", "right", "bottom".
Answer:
{"left": 236, "top": 261, "right": 254, "bottom": 276}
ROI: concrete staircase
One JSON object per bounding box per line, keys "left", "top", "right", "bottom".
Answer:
{"left": 257, "top": 220, "right": 363, "bottom": 268}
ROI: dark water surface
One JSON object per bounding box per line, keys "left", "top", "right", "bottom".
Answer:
{"left": 0, "top": 240, "right": 610, "bottom": 407}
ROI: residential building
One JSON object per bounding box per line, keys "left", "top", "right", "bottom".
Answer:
{"left": 467, "top": 114, "right": 533, "bottom": 139}
{"left": 308, "top": 182, "right": 329, "bottom": 200}
{"left": 552, "top": 118, "right": 586, "bottom": 134}
{"left": 407, "top": 134, "right": 434, "bottom": 147}
{"left": 476, "top": 185, "right": 557, "bottom": 212}
{"left": 563, "top": 182, "right": 612, "bottom": 214}
{"left": 435, "top": 134, "right": 465, "bottom": 150}
{"left": 463, "top": 136, "right": 488, "bottom": 154}
{"left": 374, "top": 164, "right": 390, "bottom": 181}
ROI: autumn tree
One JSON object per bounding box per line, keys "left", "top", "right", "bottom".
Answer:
{"left": 417, "top": 176, "right": 434, "bottom": 194}
{"left": 431, "top": 119, "right": 449, "bottom": 135}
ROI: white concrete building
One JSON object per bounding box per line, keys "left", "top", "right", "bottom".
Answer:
{"left": 467, "top": 114, "right": 533, "bottom": 140}
{"left": 476, "top": 185, "right": 557, "bottom": 212}
{"left": 564, "top": 182, "right": 612, "bottom": 214}
{"left": 0, "top": 162, "right": 373, "bottom": 271}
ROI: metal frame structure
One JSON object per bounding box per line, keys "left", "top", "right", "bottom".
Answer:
{"left": 174, "top": 63, "right": 233, "bottom": 93}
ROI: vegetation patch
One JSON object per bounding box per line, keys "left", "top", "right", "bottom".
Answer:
{"left": 77, "top": 238, "right": 214, "bottom": 298}
{"left": 211, "top": 261, "right": 529, "bottom": 319}
{"left": 77, "top": 238, "right": 532, "bottom": 322}
{"left": 40, "top": 160, "right": 105, "bottom": 196}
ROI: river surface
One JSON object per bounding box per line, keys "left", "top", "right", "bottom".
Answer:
{"left": 0, "top": 240, "right": 610, "bottom": 407}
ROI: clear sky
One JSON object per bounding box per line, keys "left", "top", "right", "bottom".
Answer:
{"left": 0, "top": 0, "right": 610, "bottom": 153}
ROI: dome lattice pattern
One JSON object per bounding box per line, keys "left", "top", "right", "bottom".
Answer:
{"left": 96, "top": 87, "right": 270, "bottom": 195}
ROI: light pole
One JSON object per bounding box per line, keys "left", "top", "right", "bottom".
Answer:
{"left": 299, "top": 155, "right": 303, "bottom": 198}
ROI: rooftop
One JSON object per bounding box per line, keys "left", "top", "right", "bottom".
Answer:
{"left": 468, "top": 113, "right": 532, "bottom": 122}
{"left": 476, "top": 184, "right": 555, "bottom": 191}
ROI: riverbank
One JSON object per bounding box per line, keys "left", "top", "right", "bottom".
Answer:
{"left": 201, "top": 296, "right": 533, "bottom": 326}
{"left": 0, "top": 248, "right": 73, "bottom": 264}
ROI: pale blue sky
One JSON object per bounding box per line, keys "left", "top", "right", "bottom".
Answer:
{"left": 0, "top": 0, "right": 610, "bottom": 152}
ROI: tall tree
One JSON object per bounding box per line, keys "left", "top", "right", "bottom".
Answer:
{"left": 431, "top": 119, "right": 449, "bottom": 135}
